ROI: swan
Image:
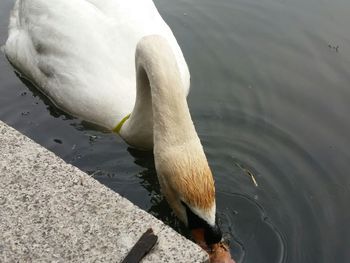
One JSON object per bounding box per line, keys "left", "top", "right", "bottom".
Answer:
{"left": 5, "top": 1, "right": 234, "bottom": 262}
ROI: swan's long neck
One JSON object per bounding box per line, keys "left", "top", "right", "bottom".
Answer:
{"left": 121, "top": 35, "right": 215, "bottom": 221}
{"left": 120, "top": 35, "right": 198, "bottom": 150}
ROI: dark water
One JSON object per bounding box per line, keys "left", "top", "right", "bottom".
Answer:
{"left": 1, "top": 0, "right": 350, "bottom": 262}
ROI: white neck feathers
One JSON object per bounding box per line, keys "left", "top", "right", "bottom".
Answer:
{"left": 120, "top": 35, "right": 216, "bottom": 224}
{"left": 120, "top": 35, "right": 198, "bottom": 150}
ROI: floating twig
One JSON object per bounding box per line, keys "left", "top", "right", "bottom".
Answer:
{"left": 234, "top": 162, "right": 258, "bottom": 187}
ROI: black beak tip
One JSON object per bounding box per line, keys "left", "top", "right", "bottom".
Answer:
{"left": 205, "top": 224, "right": 222, "bottom": 245}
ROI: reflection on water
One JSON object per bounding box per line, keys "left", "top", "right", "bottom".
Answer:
{"left": 1, "top": 0, "right": 350, "bottom": 262}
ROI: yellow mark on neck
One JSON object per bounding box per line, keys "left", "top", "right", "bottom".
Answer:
{"left": 113, "top": 114, "right": 131, "bottom": 133}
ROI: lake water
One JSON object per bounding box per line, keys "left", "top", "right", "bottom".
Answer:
{"left": 1, "top": 0, "right": 350, "bottom": 262}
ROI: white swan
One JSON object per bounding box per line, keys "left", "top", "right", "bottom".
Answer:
{"left": 5, "top": 1, "right": 234, "bottom": 262}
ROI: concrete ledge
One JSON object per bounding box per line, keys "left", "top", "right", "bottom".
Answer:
{"left": 0, "top": 121, "right": 208, "bottom": 263}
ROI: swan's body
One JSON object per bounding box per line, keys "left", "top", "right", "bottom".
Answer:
{"left": 5, "top": 0, "right": 189, "bottom": 136}
{"left": 5, "top": 1, "right": 235, "bottom": 261}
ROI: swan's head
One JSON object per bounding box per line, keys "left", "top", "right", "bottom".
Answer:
{"left": 154, "top": 144, "right": 235, "bottom": 262}
{"left": 155, "top": 147, "right": 222, "bottom": 246}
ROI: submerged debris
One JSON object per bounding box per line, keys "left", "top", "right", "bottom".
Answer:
{"left": 234, "top": 162, "right": 259, "bottom": 187}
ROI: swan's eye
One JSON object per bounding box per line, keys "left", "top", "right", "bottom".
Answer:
{"left": 181, "top": 201, "right": 204, "bottom": 229}
{"left": 181, "top": 201, "right": 222, "bottom": 245}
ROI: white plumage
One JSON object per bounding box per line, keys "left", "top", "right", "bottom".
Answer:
{"left": 5, "top": 0, "right": 190, "bottom": 130}
{"left": 4, "top": 3, "right": 233, "bottom": 258}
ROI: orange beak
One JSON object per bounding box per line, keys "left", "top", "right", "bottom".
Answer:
{"left": 191, "top": 229, "right": 236, "bottom": 263}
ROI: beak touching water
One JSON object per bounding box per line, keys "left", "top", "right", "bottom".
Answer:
{"left": 181, "top": 201, "right": 236, "bottom": 263}
{"left": 191, "top": 228, "right": 236, "bottom": 263}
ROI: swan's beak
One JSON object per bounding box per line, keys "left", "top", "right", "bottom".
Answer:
{"left": 191, "top": 228, "right": 236, "bottom": 263}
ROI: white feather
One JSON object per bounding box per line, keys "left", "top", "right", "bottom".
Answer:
{"left": 4, "top": 0, "right": 190, "bottom": 130}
